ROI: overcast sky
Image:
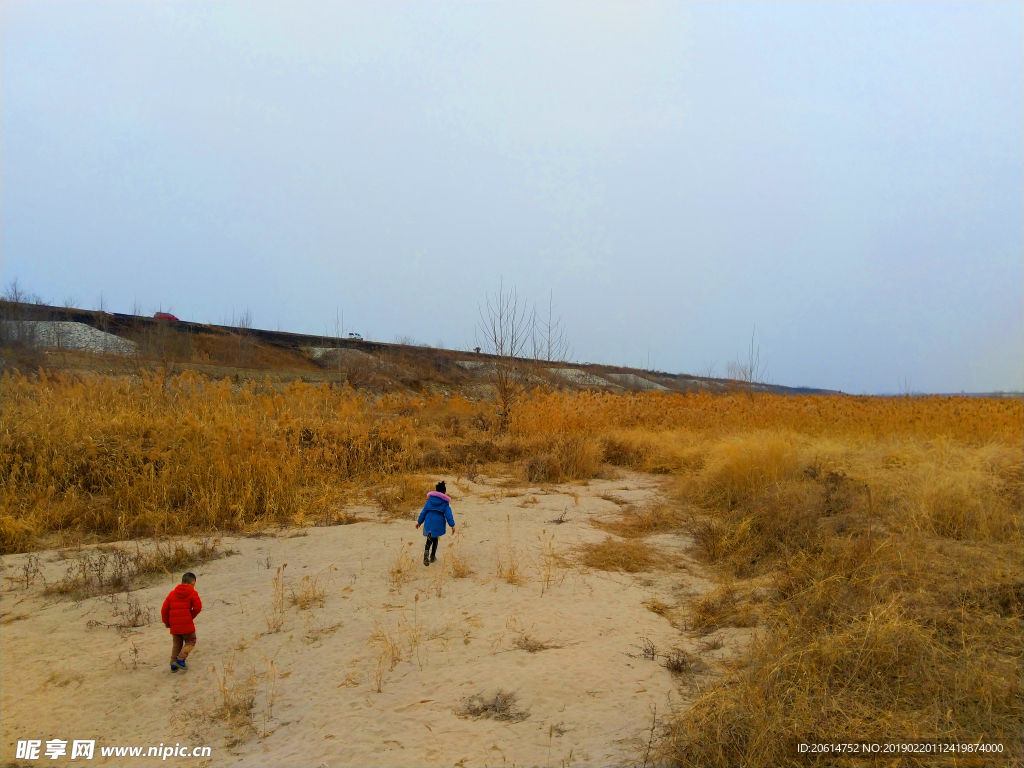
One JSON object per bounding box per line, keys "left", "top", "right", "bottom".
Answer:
{"left": 2, "top": 2, "right": 1021, "bottom": 393}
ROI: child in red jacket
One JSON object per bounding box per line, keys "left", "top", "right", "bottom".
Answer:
{"left": 161, "top": 572, "right": 202, "bottom": 673}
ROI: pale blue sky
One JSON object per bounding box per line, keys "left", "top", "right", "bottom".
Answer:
{"left": 2, "top": 2, "right": 1021, "bottom": 393}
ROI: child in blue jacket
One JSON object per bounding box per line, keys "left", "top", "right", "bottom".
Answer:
{"left": 416, "top": 481, "right": 456, "bottom": 566}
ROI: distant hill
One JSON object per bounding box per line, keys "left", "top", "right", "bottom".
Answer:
{"left": 0, "top": 299, "right": 839, "bottom": 397}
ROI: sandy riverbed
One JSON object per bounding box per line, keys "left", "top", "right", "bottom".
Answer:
{"left": 1, "top": 473, "right": 745, "bottom": 768}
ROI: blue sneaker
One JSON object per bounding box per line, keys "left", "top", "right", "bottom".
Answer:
{"left": 174, "top": 659, "right": 187, "bottom": 670}
{"left": 170, "top": 664, "right": 178, "bottom": 673}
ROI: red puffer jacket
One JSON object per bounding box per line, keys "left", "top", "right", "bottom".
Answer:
{"left": 161, "top": 584, "right": 202, "bottom": 635}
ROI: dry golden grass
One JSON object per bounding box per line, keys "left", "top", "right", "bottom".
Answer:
{"left": 661, "top": 435, "right": 1023, "bottom": 767}
{"left": 290, "top": 565, "right": 336, "bottom": 610}
{"left": 262, "top": 564, "right": 288, "bottom": 634}
{"left": 523, "top": 435, "right": 603, "bottom": 483}
{"left": 493, "top": 517, "right": 527, "bottom": 585}
{"left": 2, "top": 370, "right": 1021, "bottom": 765}
{"left": 209, "top": 652, "right": 280, "bottom": 741}
{"left": 644, "top": 598, "right": 671, "bottom": 617}
{"left": 686, "top": 584, "right": 759, "bottom": 634}
{"left": 387, "top": 542, "right": 417, "bottom": 593}
{"left": 577, "top": 536, "right": 664, "bottom": 573}
{"left": 373, "top": 475, "right": 434, "bottom": 519}
{"left": 4, "top": 369, "right": 1018, "bottom": 552}
{"left": 44, "top": 538, "right": 226, "bottom": 599}
{"left": 450, "top": 550, "right": 473, "bottom": 579}
{"left": 593, "top": 503, "right": 687, "bottom": 538}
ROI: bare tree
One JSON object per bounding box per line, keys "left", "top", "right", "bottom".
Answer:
{"left": 535, "top": 290, "right": 573, "bottom": 363}
{"left": 3, "top": 278, "right": 26, "bottom": 304}
{"left": 236, "top": 308, "right": 254, "bottom": 365}
{"left": 727, "top": 326, "right": 768, "bottom": 395}
{"left": 476, "top": 279, "right": 530, "bottom": 431}
{"left": 1, "top": 279, "right": 41, "bottom": 348}
{"left": 93, "top": 292, "right": 111, "bottom": 332}
{"left": 331, "top": 308, "right": 345, "bottom": 371}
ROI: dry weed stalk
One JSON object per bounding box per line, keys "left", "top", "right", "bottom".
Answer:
{"left": 369, "top": 623, "right": 403, "bottom": 691}
{"left": 387, "top": 542, "right": 416, "bottom": 593}
{"left": 211, "top": 654, "right": 259, "bottom": 735}
{"left": 493, "top": 516, "right": 526, "bottom": 586}
{"left": 210, "top": 651, "right": 281, "bottom": 741}
{"left": 262, "top": 564, "right": 288, "bottom": 634}
{"left": 537, "top": 530, "right": 567, "bottom": 596}
{"left": 447, "top": 526, "right": 473, "bottom": 579}
{"left": 117, "top": 640, "right": 141, "bottom": 671}
{"left": 430, "top": 552, "right": 449, "bottom": 599}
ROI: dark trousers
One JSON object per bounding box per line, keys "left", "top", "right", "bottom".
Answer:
{"left": 424, "top": 536, "right": 439, "bottom": 560}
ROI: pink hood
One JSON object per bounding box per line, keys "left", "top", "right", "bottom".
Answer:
{"left": 427, "top": 491, "right": 451, "bottom": 503}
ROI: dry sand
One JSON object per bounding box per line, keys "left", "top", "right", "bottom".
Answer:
{"left": 1, "top": 474, "right": 746, "bottom": 767}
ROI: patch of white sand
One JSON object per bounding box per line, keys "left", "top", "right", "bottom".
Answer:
{"left": 1, "top": 475, "right": 731, "bottom": 768}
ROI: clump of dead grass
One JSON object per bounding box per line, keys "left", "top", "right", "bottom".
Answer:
{"left": 289, "top": 565, "right": 336, "bottom": 610}
{"left": 593, "top": 503, "right": 687, "bottom": 538}
{"left": 644, "top": 598, "right": 671, "bottom": 617}
{"left": 687, "top": 584, "right": 758, "bottom": 635}
{"left": 512, "top": 633, "right": 562, "bottom": 653}
{"left": 387, "top": 542, "right": 417, "bottom": 593}
{"left": 577, "top": 536, "right": 663, "bottom": 573}
{"left": 494, "top": 516, "right": 526, "bottom": 585}
{"left": 457, "top": 689, "right": 530, "bottom": 723}
{"left": 369, "top": 619, "right": 404, "bottom": 692}
{"left": 209, "top": 652, "right": 280, "bottom": 742}
{"left": 45, "top": 538, "right": 225, "bottom": 599}
{"left": 451, "top": 550, "right": 473, "bottom": 578}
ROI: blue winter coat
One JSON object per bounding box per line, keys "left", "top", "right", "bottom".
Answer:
{"left": 418, "top": 492, "right": 455, "bottom": 537}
